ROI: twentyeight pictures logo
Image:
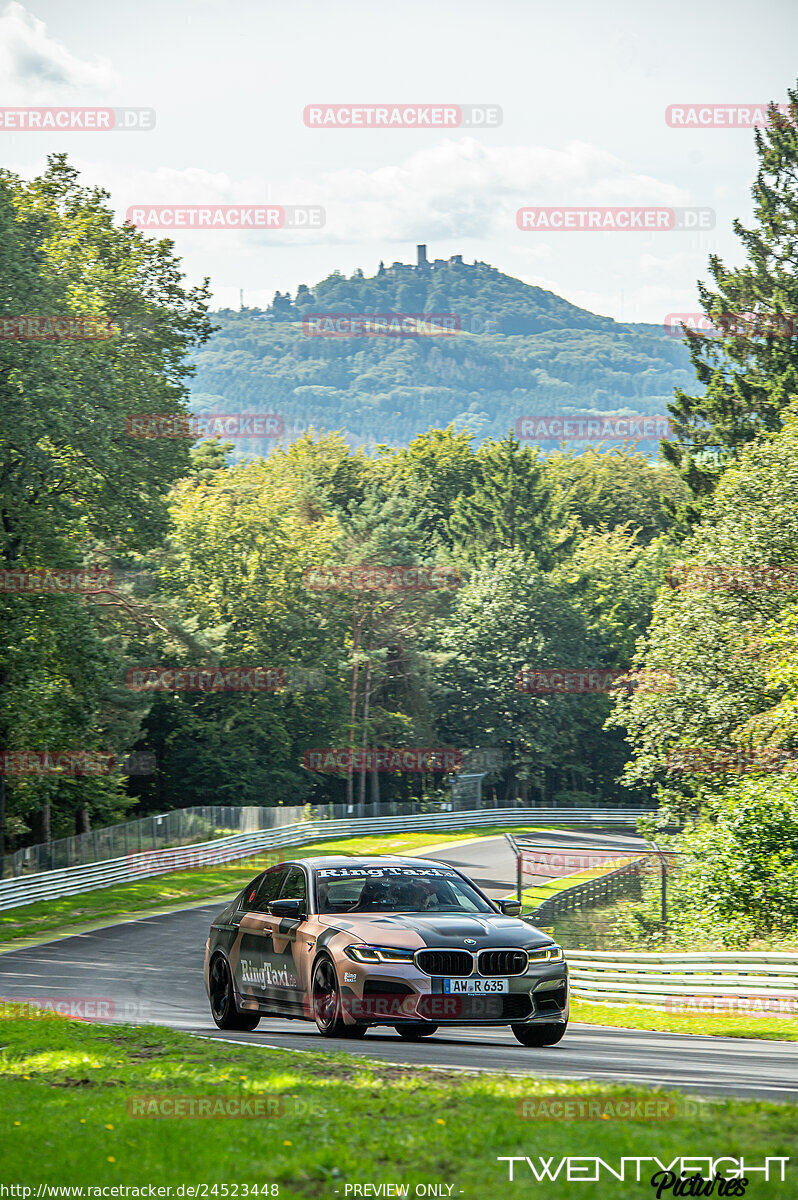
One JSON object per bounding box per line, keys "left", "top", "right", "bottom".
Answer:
{"left": 303, "top": 104, "right": 502, "bottom": 128}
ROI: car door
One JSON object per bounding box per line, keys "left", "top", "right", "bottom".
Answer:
{"left": 234, "top": 865, "right": 289, "bottom": 1008}
{"left": 267, "top": 866, "right": 312, "bottom": 1013}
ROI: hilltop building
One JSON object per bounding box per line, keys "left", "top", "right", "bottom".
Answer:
{"left": 383, "top": 245, "right": 466, "bottom": 275}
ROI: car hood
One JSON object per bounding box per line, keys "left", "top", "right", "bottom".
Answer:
{"left": 315, "top": 911, "right": 552, "bottom": 949}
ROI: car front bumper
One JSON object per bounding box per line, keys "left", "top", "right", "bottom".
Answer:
{"left": 337, "top": 959, "right": 569, "bottom": 1026}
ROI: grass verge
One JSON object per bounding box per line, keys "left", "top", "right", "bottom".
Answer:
{"left": 0, "top": 826, "right": 544, "bottom": 947}
{"left": 0, "top": 1008, "right": 796, "bottom": 1194}
{"left": 571, "top": 999, "right": 798, "bottom": 1042}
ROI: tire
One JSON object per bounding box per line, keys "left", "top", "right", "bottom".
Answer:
{"left": 311, "top": 956, "right": 367, "bottom": 1038}
{"left": 511, "top": 1022, "right": 567, "bottom": 1047}
{"left": 208, "top": 955, "right": 260, "bottom": 1031}
{"left": 394, "top": 1023, "right": 438, "bottom": 1040}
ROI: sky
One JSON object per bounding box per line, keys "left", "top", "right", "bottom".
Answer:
{"left": 2, "top": 0, "right": 796, "bottom": 323}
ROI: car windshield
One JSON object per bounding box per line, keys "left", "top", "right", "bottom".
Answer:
{"left": 314, "top": 865, "right": 495, "bottom": 914}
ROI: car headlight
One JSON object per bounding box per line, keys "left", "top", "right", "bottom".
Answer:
{"left": 344, "top": 944, "right": 416, "bottom": 964}
{"left": 527, "top": 944, "right": 564, "bottom": 963}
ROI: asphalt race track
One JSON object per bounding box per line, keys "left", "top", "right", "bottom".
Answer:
{"left": 2, "top": 832, "right": 797, "bottom": 1101}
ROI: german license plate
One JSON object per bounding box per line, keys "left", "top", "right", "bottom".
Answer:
{"left": 443, "top": 978, "right": 508, "bottom": 994}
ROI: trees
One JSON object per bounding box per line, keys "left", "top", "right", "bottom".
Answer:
{"left": 0, "top": 156, "right": 211, "bottom": 851}
{"left": 610, "top": 401, "right": 798, "bottom": 823}
{"left": 449, "top": 433, "right": 559, "bottom": 567}
{"left": 431, "top": 550, "right": 589, "bottom": 803}
{"left": 663, "top": 86, "right": 798, "bottom": 496}
{"left": 666, "top": 779, "right": 798, "bottom": 945}
{"left": 545, "top": 447, "right": 689, "bottom": 544}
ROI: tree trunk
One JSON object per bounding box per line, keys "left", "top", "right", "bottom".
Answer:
{"left": 75, "top": 804, "right": 91, "bottom": 835}
{"left": 346, "top": 609, "right": 362, "bottom": 807}
{"left": 358, "top": 657, "right": 371, "bottom": 806}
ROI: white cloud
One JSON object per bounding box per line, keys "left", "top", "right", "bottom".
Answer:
{"left": 0, "top": 3, "right": 118, "bottom": 99}
{"left": 314, "top": 137, "right": 690, "bottom": 243}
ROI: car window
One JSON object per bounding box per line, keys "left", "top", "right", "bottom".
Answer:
{"left": 280, "top": 866, "right": 307, "bottom": 903}
{"left": 240, "top": 873, "right": 266, "bottom": 909}
{"left": 244, "top": 866, "right": 289, "bottom": 912}
{"left": 315, "top": 866, "right": 495, "bottom": 914}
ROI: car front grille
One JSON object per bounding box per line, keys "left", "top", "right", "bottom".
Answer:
{"left": 478, "top": 949, "right": 528, "bottom": 976}
{"left": 415, "top": 949, "right": 473, "bottom": 977}
{"left": 418, "top": 994, "right": 533, "bottom": 1022}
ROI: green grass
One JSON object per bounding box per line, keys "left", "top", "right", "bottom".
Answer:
{"left": 0, "top": 826, "right": 547, "bottom": 947}
{"left": 1, "top": 1008, "right": 796, "bottom": 1195}
{"left": 571, "top": 999, "right": 798, "bottom": 1041}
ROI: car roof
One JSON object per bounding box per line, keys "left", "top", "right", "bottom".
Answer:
{"left": 287, "top": 854, "right": 454, "bottom": 870}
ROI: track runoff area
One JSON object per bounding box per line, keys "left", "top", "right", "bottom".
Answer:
{"left": 1, "top": 829, "right": 796, "bottom": 1100}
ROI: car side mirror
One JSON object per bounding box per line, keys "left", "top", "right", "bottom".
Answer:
{"left": 497, "top": 899, "right": 522, "bottom": 916}
{"left": 268, "top": 898, "right": 304, "bottom": 919}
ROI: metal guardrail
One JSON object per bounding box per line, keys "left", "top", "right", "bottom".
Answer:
{"left": 567, "top": 950, "right": 798, "bottom": 1009}
{"left": 1, "top": 799, "right": 655, "bottom": 879}
{"left": 0, "top": 807, "right": 653, "bottom": 912}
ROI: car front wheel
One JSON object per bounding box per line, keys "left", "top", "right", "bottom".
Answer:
{"left": 209, "top": 955, "right": 260, "bottom": 1031}
{"left": 511, "top": 1022, "right": 567, "bottom": 1046}
{"left": 311, "top": 956, "right": 367, "bottom": 1038}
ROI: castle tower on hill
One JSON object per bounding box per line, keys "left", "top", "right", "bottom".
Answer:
{"left": 385, "top": 246, "right": 465, "bottom": 275}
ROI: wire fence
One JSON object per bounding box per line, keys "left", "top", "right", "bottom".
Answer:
{"left": 1, "top": 795, "right": 653, "bottom": 879}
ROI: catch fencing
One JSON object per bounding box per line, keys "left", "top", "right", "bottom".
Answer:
{"left": 0, "top": 806, "right": 653, "bottom": 912}
{"left": 527, "top": 856, "right": 646, "bottom": 923}
{"left": 1, "top": 799, "right": 654, "bottom": 879}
